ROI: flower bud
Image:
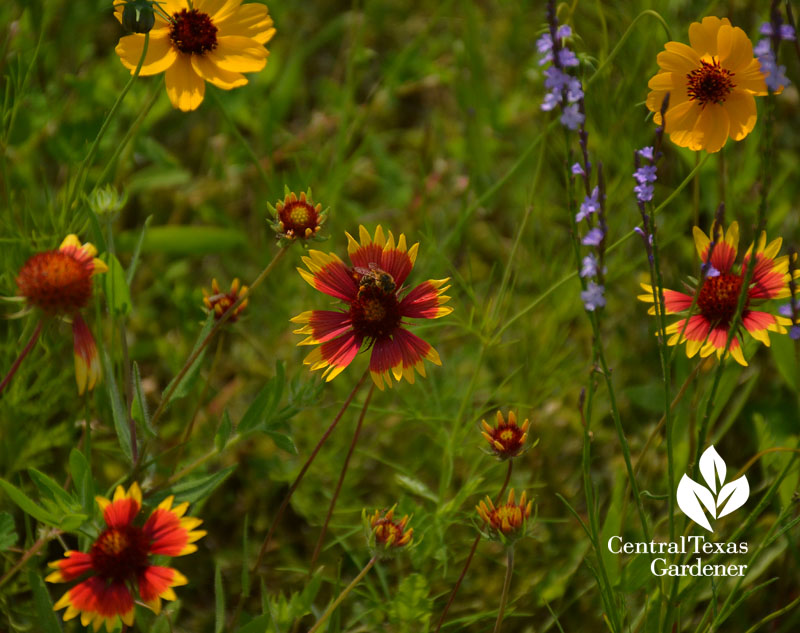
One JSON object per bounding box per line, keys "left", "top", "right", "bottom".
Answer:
{"left": 87, "top": 185, "right": 127, "bottom": 221}
{"left": 122, "top": 1, "right": 156, "bottom": 34}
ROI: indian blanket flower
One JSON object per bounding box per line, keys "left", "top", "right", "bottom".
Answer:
{"left": 481, "top": 410, "right": 530, "bottom": 460}
{"left": 638, "top": 222, "right": 794, "bottom": 366}
{"left": 203, "top": 277, "right": 248, "bottom": 322}
{"left": 268, "top": 189, "right": 328, "bottom": 244}
{"left": 364, "top": 506, "right": 413, "bottom": 558}
{"left": 15, "top": 235, "right": 108, "bottom": 394}
{"left": 646, "top": 17, "right": 771, "bottom": 153}
{"left": 476, "top": 489, "right": 533, "bottom": 539}
{"left": 114, "top": 0, "right": 275, "bottom": 111}
{"left": 47, "top": 483, "right": 205, "bottom": 631}
{"left": 291, "top": 225, "right": 453, "bottom": 390}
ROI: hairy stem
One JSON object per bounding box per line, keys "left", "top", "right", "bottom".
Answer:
{"left": 492, "top": 547, "right": 515, "bottom": 633}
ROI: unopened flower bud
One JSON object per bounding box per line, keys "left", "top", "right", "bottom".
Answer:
{"left": 122, "top": 1, "right": 156, "bottom": 34}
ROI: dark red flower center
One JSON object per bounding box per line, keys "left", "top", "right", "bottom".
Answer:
{"left": 697, "top": 272, "right": 745, "bottom": 323}
{"left": 489, "top": 424, "right": 524, "bottom": 455}
{"left": 372, "top": 518, "right": 406, "bottom": 546}
{"left": 686, "top": 59, "right": 735, "bottom": 106}
{"left": 90, "top": 525, "right": 150, "bottom": 582}
{"left": 170, "top": 9, "right": 218, "bottom": 55}
{"left": 16, "top": 251, "right": 93, "bottom": 314}
{"left": 348, "top": 280, "right": 402, "bottom": 340}
{"left": 279, "top": 200, "right": 319, "bottom": 237}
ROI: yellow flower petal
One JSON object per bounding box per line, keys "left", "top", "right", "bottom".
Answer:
{"left": 165, "top": 55, "right": 206, "bottom": 111}
{"left": 717, "top": 24, "right": 753, "bottom": 73}
{"left": 191, "top": 55, "right": 248, "bottom": 89}
{"left": 116, "top": 34, "right": 177, "bottom": 76}
{"left": 693, "top": 104, "right": 730, "bottom": 153}
{"left": 725, "top": 91, "right": 756, "bottom": 141}
{"left": 216, "top": 3, "right": 276, "bottom": 45}
{"left": 208, "top": 35, "right": 268, "bottom": 73}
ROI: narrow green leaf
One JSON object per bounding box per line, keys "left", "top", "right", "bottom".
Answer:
{"left": 132, "top": 362, "right": 156, "bottom": 437}
{"left": 264, "top": 430, "right": 297, "bottom": 455}
{"left": 119, "top": 225, "right": 247, "bottom": 256}
{"left": 162, "top": 315, "right": 214, "bottom": 406}
{"left": 215, "top": 410, "right": 233, "bottom": 452}
{"left": 150, "top": 466, "right": 236, "bottom": 505}
{"left": 395, "top": 474, "right": 439, "bottom": 504}
{"left": 100, "top": 347, "right": 133, "bottom": 462}
{"left": 0, "top": 512, "right": 18, "bottom": 550}
{"left": 29, "top": 571, "right": 63, "bottom": 633}
{"left": 0, "top": 479, "right": 58, "bottom": 526}
{"left": 239, "top": 378, "right": 281, "bottom": 434}
{"left": 126, "top": 215, "right": 152, "bottom": 286}
{"left": 27, "top": 468, "right": 77, "bottom": 513}
{"left": 68, "top": 449, "right": 94, "bottom": 516}
{"left": 214, "top": 564, "right": 225, "bottom": 633}
{"left": 235, "top": 615, "right": 271, "bottom": 633}
{"left": 101, "top": 253, "right": 132, "bottom": 316}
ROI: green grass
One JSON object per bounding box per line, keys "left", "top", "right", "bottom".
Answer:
{"left": 1, "top": 0, "right": 800, "bottom": 631}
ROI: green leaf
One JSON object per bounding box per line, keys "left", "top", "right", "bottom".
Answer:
{"left": 28, "top": 468, "right": 77, "bottom": 514}
{"left": 235, "top": 615, "right": 271, "bottom": 633}
{"left": 59, "top": 513, "right": 90, "bottom": 531}
{"left": 119, "top": 225, "right": 248, "bottom": 256}
{"left": 214, "top": 564, "right": 225, "bottom": 633}
{"left": 389, "top": 573, "right": 432, "bottom": 631}
{"left": 132, "top": 362, "right": 156, "bottom": 437}
{"left": 100, "top": 347, "right": 133, "bottom": 463}
{"left": 69, "top": 449, "right": 94, "bottom": 516}
{"left": 29, "top": 571, "right": 63, "bottom": 633}
{"left": 238, "top": 363, "right": 285, "bottom": 434}
{"left": 0, "top": 480, "right": 59, "bottom": 526}
{"left": 265, "top": 430, "right": 297, "bottom": 455}
{"left": 162, "top": 315, "right": 214, "bottom": 406}
{"left": 215, "top": 410, "right": 233, "bottom": 452}
{"left": 101, "top": 253, "right": 132, "bottom": 316}
{"left": 151, "top": 466, "right": 236, "bottom": 505}
{"left": 0, "top": 513, "right": 18, "bottom": 550}
{"left": 126, "top": 215, "right": 152, "bottom": 286}
{"left": 395, "top": 474, "right": 439, "bottom": 504}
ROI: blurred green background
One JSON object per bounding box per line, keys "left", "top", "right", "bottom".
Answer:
{"left": 1, "top": 0, "right": 799, "bottom": 631}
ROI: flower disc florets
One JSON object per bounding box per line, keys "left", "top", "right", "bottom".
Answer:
{"left": 476, "top": 489, "right": 533, "bottom": 544}
{"left": 268, "top": 189, "right": 328, "bottom": 245}
{"left": 170, "top": 8, "right": 218, "bottom": 54}
{"left": 203, "top": 278, "right": 248, "bottom": 322}
{"left": 481, "top": 410, "right": 532, "bottom": 460}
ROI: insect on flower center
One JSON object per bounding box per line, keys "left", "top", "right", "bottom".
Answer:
{"left": 686, "top": 59, "right": 735, "bottom": 106}
{"left": 16, "top": 250, "right": 93, "bottom": 314}
{"left": 349, "top": 279, "right": 402, "bottom": 340}
{"left": 170, "top": 9, "right": 218, "bottom": 55}
{"left": 90, "top": 525, "right": 150, "bottom": 581}
{"left": 697, "top": 272, "right": 745, "bottom": 323}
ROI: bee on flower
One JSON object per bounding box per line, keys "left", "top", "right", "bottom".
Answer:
{"left": 47, "top": 483, "right": 205, "bottom": 632}
{"left": 646, "top": 17, "right": 776, "bottom": 152}
{"left": 291, "top": 225, "right": 453, "bottom": 390}
{"left": 114, "top": 0, "right": 276, "bottom": 111}
{"left": 476, "top": 489, "right": 533, "bottom": 543}
{"left": 481, "top": 410, "right": 534, "bottom": 460}
{"left": 638, "top": 221, "right": 795, "bottom": 366}
{"left": 202, "top": 277, "right": 248, "bottom": 322}
{"left": 5, "top": 235, "right": 109, "bottom": 395}
{"left": 268, "top": 189, "right": 329, "bottom": 245}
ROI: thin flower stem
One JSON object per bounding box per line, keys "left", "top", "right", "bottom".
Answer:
{"left": 433, "top": 460, "right": 513, "bottom": 633}
{"left": 211, "top": 89, "right": 271, "bottom": 188}
{"left": 0, "top": 529, "right": 60, "bottom": 588}
{"left": 230, "top": 370, "right": 369, "bottom": 627}
{"left": 492, "top": 546, "right": 515, "bottom": 633}
{"left": 64, "top": 32, "right": 150, "bottom": 215}
{"left": 149, "top": 246, "right": 289, "bottom": 428}
{"left": 308, "top": 383, "right": 376, "bottom": 573}
{"left": 0, "top": 319, "right": 43, "bottom": 396}
{"left": 307, "top": 556, "right": 377, "bottom": 633}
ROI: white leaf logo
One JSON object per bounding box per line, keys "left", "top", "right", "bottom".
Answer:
{"left": 676, "top": 445, "right": 749, "bottom": 532}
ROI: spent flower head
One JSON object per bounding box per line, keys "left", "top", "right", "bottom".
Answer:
{"left": 481, "top": 410, "right": 533, "bottom": 460}
{"left": 268, "top": 188, "right": 328, "bottom": 245}
{"left": 202, "top": 278, "right": 248, "bottom": 322}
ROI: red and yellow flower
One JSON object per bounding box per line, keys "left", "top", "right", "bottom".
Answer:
{"left": 476, "top": 489, "right": 532, "bottom": 537}
{"left": 15, "top": 235, "right": 108, "bottom": 394}
{"left": 114, "top": 0, "right": 275, "bottom": 111}
{"left": 638, "top": 222, "right": 794, "bottom": 366}
{"left": 292, "top": 225, "right": 453, "bottom": 390}
{"left": 48, "top": 483, "right": 205, "bottom": 632}
{"left": 268, "top": 189, "right": 328, "bottom": 244}
{"left": 481, "top": 410, "right": 530, "bottom": 460}
{"left": 367, "top": 506, "right": 413, "bottom": 549}
{"left": 646, "top": 17, "right": 771, "bottom": 153}
{"left": 203, "top": 277, "right": 248, "bottom": 322}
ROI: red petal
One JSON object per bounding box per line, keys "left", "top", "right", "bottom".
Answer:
{"left": 400, "top": 281, "right": 447, "bottom": 319}
{"left": 139, "top": 566, "right": 177, "bottom": 601}
{"left": 742, "top": 310, "right": 776, "bottom": 332}
{"left": 103, "top": 498, "right": 140, "bottom": 530}
{"left": 307, "top": 311, "right": 353, "bottom": 343}
{"left": 746, "top": 253, "right": 787, "bottom": 299}
{"left": 144, "top": 508, "right": 191, "bottom": 556}
{"left": 49, "top": 551, "right": 93, "bottom": 582}
{"left": 319, "top": 330, "right": 363, "bottom": 370}
{"left": 662, "top": 289, "right": 693, "bottom": 313}
{"left": 701, "top": 241, "right": 736, "bottom": 274}
{"left": 379, "top": 246, "right": 414, "bottom": 287}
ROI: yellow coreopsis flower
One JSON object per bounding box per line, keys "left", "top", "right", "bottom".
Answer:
{"left": 114, "top": 0, "right": 275, "bottom": 111}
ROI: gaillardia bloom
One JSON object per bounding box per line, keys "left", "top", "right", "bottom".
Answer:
{"left": 481, "top": 410, "right": 531, "bottom": 460}
{"left": 268, "top": 189, "right": 328, "bottom": 244}
{"left": 114, "top": 0, "right": 275, "bottom": 111}
{"left": 366, "top": 506, "right": 413, "bottom": 550}
{"left": 476, "top": 489, "right": 533, "bottom": 538}
{"left": 48, "top": 483, "right": 205, "bottom": 631}
{"left": 16, "top": 235, "right": 108, "bottom": 394}
{"left": 638, "top": 222, "right": 793, "bottom": 366}
{"left": 292, "top": 225, "right": 453, "bottom": 390}
{"left": 646, "top": 17, "right": 771, "bottom": 153}
{"left": 203, "top": 277, "right": 248, "bottom": 322}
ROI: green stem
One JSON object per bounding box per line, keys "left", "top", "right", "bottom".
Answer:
{"left": 492, "top": 547, "right": 515, "bottom": 633}
{"left": 0, "top": 319, "right": 43, "bottom": 396}
{"left": 307, "top": 556, "right": 377, "bottom": 633}
{"left": 65, "top": 32, "right": 150, "bottom": 214}
{"left": 149, "top": 245, "right": 289, "bottom": 428}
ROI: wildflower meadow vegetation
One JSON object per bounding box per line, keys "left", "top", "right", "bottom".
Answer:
{"left": 2, "top": 0, "right": 800, "bottom": 631}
